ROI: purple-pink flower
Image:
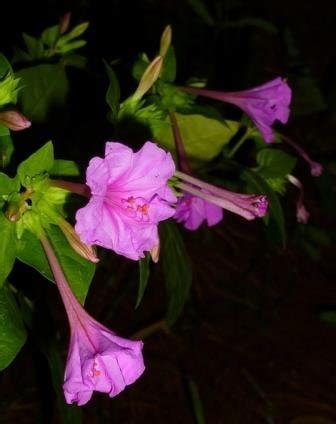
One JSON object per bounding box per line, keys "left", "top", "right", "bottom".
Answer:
{"left": 41, "top": 235, "right": 145, "bottom": 406}
{"left": 75, "top": 141, "right": 177, "bottom": 260}
{"left": 182, "top": 77, "right": 291, "bottom": 143}
{"left": 175, "top": 193, "right": 223, "bottom": 230}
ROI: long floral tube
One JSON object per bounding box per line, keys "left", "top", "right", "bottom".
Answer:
{"left": 281, "top": 135, "right": 323, "bottom": 177}
{"left": 40, "top": 234, "right": 145, "bottom": 405}
{"left": 168, "top": 111, "right": 192, "bottom": 174}
{"left": 175, "top": 171, "right": 268, "bottom": 221}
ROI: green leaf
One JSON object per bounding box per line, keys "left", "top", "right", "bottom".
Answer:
{"left": 187, "top": 378, "right": 206, "bottom": 424}
{"left": 161, "top": 46, "right": 177, "bottom": 83}
{"left": 50, "top": 159, "right": 80, "bottom": 177}
{"left": 242, "top": 169, "right": 286, "bottom": 244}
{"left": 104, "top": 60, "right": 120, "bottom": 122}
{"left": 0, "top": 73, "right": 20, "bottom": 106}
{"left": 132, "top": 53, "right": 150, "bottom": 81}
{"left": 0, "top": 283, "right": 27, "bottom": 371}
{"left": 57, "top": 22, "right": 89, "bottom": 47}
{"left": 46, "top": 225, "right": 95, "bottom": 304}
{"left": 16, "top": 230, "right": 53, "bottom": 282}
{"left": 57, "top": 40, "right": 86, "bottom": 54}
{"left": 0, "top": 54, "right": 12, "bottom": 79}
{"left": 41, "top": 25, "right": 60, "bottom": 47}
{"left": 17, "top": 63, "right": 69, "bottom": 123}
{"left": 18, "top": 141, "right": 54, "bottom": 185}
{"left": 63, "top": 54, "right": 87, "bottom": 69}
{"left": 152, "top": 112, "right": 239, "bottom": 166}
{"left": 136, "top": 255, "right": 150, "bottom": 308}
{"left": 187, "top": 0, "right": 215, "bottom": 26}
{"left": 0, "top": 132, "right": 14, "bottom": 168}
{"left": 161, "top": 220, "right": 192, "bottom": 325}
{"left": 0, "top": 172, "right": 20, "bottom": 195}
{"left": 22, "top": 33, "right": 44, "bottom": 59}
{"left": 0, "top": 213, "right": 17, "bottom": 287}
{"left": 256, "top": 148, "right": 297, "bottom": 179}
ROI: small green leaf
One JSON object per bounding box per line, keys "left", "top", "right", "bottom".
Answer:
{"left": 136, "top": 255, "right": 150, "bottom": 308}
{"left": 57, "top": 22, "right": 89, "bottom": 47}
{"left": 22, "top": 33, "right": 44, "bottom": 59}
{"left": 17, "top": 63, "right": 69, "bottom": 123}
{"left": 41, "top": 25, "right": 60, "bottom": 47}
{"left": 256, "top": 148, "right": 297, "bottom": 179}
{"left": 0, "top": 54, "right": 12, "bottom": 79}
{"left": 50, "top": 159, "right": 80, "bottom": 177}
{"left": 153, "top": 112, "right": 240, "bottom": 166}
{"left": 242, "top": 169, "right": 286, "bottom": 244}
{"left": 132, "top": 53, "right": 150, "bottom": 81}
{"left": 161, "top": 46, "right": 177, "bottom": 83}
{"left": 0, "top": 213, "right": 17, "bottom": 287}
{"left": 104, "top": 60, "right": 120, "bottom": 122}
{"left": 0, "top": 172, "right": 20, "bottom": 195}
{"left": 161, "top": 220, "right": 192, "bottom": 325}
{"left": 0, "top": 283, "right": 27, "bottom": 371}
{"left": 63, "top": 54, "right": 87, "bottom": 69}
{"left": 46, "top": 225, "right": 95, "bottom": 304}
{"left": 18, "top": 141, "right": 54, "bottom": 185}
{"left": 0, "top": 132, "right": 14, "bottom": 168}
{"left": 187, "top": 378, "right": 206, "bottom": 424}
{"left": 57, "top": 39, "right": 86, "bottom": 54}
{"left": 187, "top": 0, "right": 215, "bottom": 26}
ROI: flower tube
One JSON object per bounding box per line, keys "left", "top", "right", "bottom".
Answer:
{"left": 40, "top": 235, "right": 145, "bottom": 405}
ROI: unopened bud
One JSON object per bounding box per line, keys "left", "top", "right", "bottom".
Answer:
{"left": 59, "top": 12, "right": 71, "bottom": 34}
{"left": 0, "top": 111, "right": 31, "bottom": 131}
{"left": 159, "top": 25, "right": 172, "bottom": 57}
{"left": 150, "top": 244, "right": 160, "bottom": 263}
{"left": 59, "top": 219, "right": 99, "bottom": 263}
{"left": 133, "top": 56, "right": 163, "bottom": 101}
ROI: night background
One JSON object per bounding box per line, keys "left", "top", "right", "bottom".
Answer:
{"left": 0, "top": 0, "right": 336, "bottom": 423}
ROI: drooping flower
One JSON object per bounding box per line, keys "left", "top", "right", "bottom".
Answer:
{"left": 182, "top": 77, "right": 291, "bottom": 143}
{"left": 175, "top": 193, "right": 223, "bottom": 230}
{"left": 175, "top": 171, "right": 268, "bottom": 221}
{"left": 75, "top": 141, "right": 176, "bottom": 260}
{"left": 40, "top": 235, "right": 145, "bottom": 406}
{"left": 281, "top": 135, "right": 323, "bottom": 177}
{"left": 287, "top": 174, "right": 310, "bottom": 224}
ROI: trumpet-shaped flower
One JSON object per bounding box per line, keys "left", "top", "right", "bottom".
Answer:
{"left": 175, "top": 171, "right": 268, "bottom": 221}
{"left": 41, "top": 236, "right": 145, "bottom": 406}
{"left": 75, "top": 141, "right": 177, "bottom": 260}
{"left": 182, "top": 77, "right": 291, "bottom": 143}
{"left": 175, "top": 193, "right": 223, "bottom": 230}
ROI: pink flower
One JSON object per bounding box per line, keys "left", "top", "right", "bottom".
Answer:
{"left": 75, "top": 141, "right": 177, "bottom": 260}
{"left": 40, "top": 236, "right": 145, "bottom": 406}
{"left": 175, "top": 193, "right": 223, "bottom": 230}
{"left": 182, "top": 77, "right": 291, "bottom": 143}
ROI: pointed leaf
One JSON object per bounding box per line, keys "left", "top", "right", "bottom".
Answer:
{"left": 161, "top": 220, "right": 192, "bottom": 325}
{"left": 18, "top": 141, "right": 54, "bottom": 185}
{"left": 0, "top": 212, "right": 17, "bottom": 287}
{"left": 136, "top": 255, "right": 150, "bottom": 308}
{"left": 0, "top": 283, "right": 27, "bottom": 371}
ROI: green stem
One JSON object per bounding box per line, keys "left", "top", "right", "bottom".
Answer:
{"left": 227, "top": 129, "right": 251, "bottom": 159}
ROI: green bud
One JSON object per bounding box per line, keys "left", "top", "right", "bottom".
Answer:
{"left": 159, "top": 25, "right": 172, "bottom": 57}
{"left": 132, "top": 56, "right": 163, "bottom": 102}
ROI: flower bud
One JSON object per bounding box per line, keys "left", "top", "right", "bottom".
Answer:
{"left": 58, "top": 218, "right": 99, "bottom": 263}
{"left": 0, "top": 111, "right": 31, "bottom": 131}
{"left": 159, "top": 25, "right": 172, "bottom": 57}
{"left": 133, "top": 56, "right": 163, "bottom": 101}
{"left": 150, "top": 244, "right": 160, "bottom": 263}
{"left": 59, "top": 12, "right": 71, "bottom": 34}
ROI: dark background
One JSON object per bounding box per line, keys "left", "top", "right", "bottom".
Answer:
{"left": 1, "top": 0, "right": 336, "bottom": 423}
